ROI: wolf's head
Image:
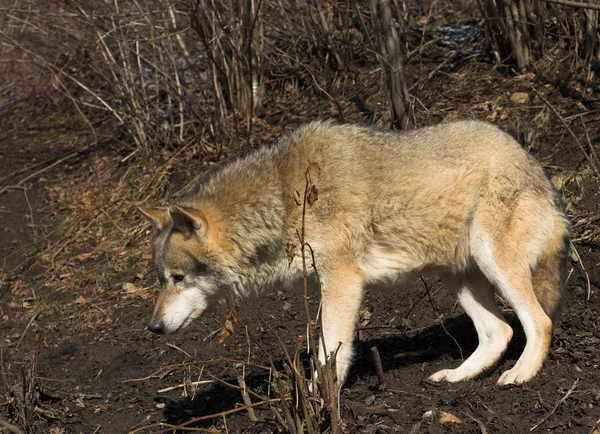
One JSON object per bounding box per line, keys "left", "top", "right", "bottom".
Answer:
{"left": 139, "top": 205, "right": 231, "bottom": 334}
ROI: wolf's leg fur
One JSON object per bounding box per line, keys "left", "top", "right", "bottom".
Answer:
{"left": 318, "top": 259, "right": 364, "bottom": 386}
{"left": 471, "top": 233, "right": 553, "bottom": 386}
{"left": 429, "top": 271, "right": 513, "bottom": 383}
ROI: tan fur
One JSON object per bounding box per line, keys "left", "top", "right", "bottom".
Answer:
{"left": 141, "top": 120, "right": 570, "bottom": 386}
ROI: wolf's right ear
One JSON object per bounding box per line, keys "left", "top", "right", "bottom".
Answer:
{"left": 138, "top": 207, "right": 170, "bottom": 232}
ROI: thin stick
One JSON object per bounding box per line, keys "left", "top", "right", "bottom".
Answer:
{"left": 0, "top": 142, "right": 98, "bottom": 195}
{"left": 370, "top": 346, "right": 386, "bottom": 390}
{"left": 166, "top": 343, "right": 191, "bottom": 358}
{"left": 237, "top": 374, "right": 258, "bottom": 422}
{"left": 16, "top": 309, "right": 43, "bottom": 348}
{"left": 143, "top": 398, "right": 282, "bottom": 434}
{"left": 581, "top": 118, "right": 600, "bottom": 178}
{"left": 157, "top": 379, "right": 215, "bottom": 394}
{"left": 546, "top": 0, "right": 600, "bottom": 10}
{"left": 421, "top": 277, "right": 463, "bottom": 360}
{"left": 571, "top": 242, "right": 592, "bottom": 301}
{"left": 534, "top": 87, "right": 600, "bottom": 178}
{"left": 465, "top": 413, "right": 489, "bottom": 434}
{"left": 530, "top": 378, "right": 579, "bottom": 431}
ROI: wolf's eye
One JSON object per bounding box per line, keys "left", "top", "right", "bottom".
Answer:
{"left": 172, "top": 274, "right": 185, "bottom": 283}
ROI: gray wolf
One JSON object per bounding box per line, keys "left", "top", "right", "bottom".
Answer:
{"left": 139, "top": 120, "right": 570, "bottom": 386}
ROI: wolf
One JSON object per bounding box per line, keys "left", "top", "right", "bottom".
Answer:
{"left": 139, "top": 120, "right": 570, "bottom": 387}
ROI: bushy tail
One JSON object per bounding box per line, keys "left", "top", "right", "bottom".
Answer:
{"left": 532, "top": 219, "right": 570, "bottom": 325}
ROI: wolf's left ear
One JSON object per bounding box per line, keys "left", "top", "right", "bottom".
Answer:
{"left": 169, "top": 206, "right": 207, "bottom": 236}
{"left": 138, "top": 207, "right": 170, "bottom": 232}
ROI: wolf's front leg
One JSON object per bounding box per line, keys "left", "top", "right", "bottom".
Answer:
{"left": 318, "top": 260, "right": 365, "bottom": 386}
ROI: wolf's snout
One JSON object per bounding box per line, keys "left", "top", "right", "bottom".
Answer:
{"left": 148, "top": 319, "right": 165, "bottom": 334}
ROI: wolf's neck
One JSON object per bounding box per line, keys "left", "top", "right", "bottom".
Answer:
{"left": 198, "top": 147, "right": 289, "bottom": 290}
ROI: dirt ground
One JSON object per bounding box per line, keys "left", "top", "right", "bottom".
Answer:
{"left": 2, "top": 9, "right": 600, "bottom": 434}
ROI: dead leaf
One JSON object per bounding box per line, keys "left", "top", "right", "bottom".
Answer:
{"left": 218, "top": 319, "right": 234, "bottom": 343}
{"left": 307, "top": 185, "right": 319, "bottom": 206}
{"left": 439, "top": 411, "right": 462, "bottom": 424}
{"left": 293, "top": 190, "right": 302, "bottom": 205}
{"left": 285, "top": 242, "right": 296, "bottom": 265}
{"left": 10, "top": 280, "right": 27, "bottom": 297}
{"left": 282, "top": 301, "right": 292, "bottom": 312}
{"left": 75, "top": 296, "right": 87, "bottom": 305}
{"left": 76, "top": 252, "right": 94, "bottom": 262}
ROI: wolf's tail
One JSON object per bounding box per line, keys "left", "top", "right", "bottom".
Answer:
{"left": 532, "top": 214, "right": 570, "bottom": 325}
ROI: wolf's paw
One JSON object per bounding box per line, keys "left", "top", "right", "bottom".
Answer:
{"left": 428, "top": 368, "right": 465, "bottom": 383}
{"left": 497, "top": 367, "right": 534, "bottom": 386}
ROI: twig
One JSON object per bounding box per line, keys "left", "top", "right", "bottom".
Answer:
{"left": 165, "top": 343, "right": 191, "bottom": 358}
{"left": 0, "top": 419, "right": 24, "bottom": 434}
{"left": 530, "top": 378, "right": 579, "bottom": 431}
{"left": 571, "top": 242, "right": 592, "bottom": 301}
{"left": 237, "top": 374, "right": 258, "bottom": 422}
{"left": 546, "top": 0, "right": 600, "bottom": 11}
{"left": 143, "top": 398, "right": 282, "bottom": 434}
{"left": 587, "top": 417, "right": 600, "bottom": 434}
{"left": 0, "top": 143, "right": 97, "bottom": 195}
{"left": 465, "top": 412, "right": 489, "bottom": 434}
{"left": 157, "top": 379, "right": 215, "bottom": 394}
{"left": 534, "top": 87, "right": 600, "bottom": 178}
{"left": 15, "top": 309, "right": 43, "bottom": 348}
{"left": 370, "top": 346, "right": 386, "bottom": 390}
{"left": 581, "top": 118, "right": 600, "bottom": 178}
{"left": 421, "top": 277, "right": 463, "bottom": 360}
{"left": 50, "top": 216, "right": 100, "bottom": 269}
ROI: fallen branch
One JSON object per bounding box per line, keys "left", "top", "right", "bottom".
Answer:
{"left": 0, "top": 419, "right": 24, "bottom": 434}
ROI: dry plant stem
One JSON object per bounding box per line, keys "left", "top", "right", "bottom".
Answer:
{"left": 298, "top": 167, "right": 340, "bottom": 434}
{"left": 166, "top": 343, "right": 191, "bottom": 358}
{"left": 147, "top": 398, "right": 282, "bottom": 434}
{"left": 465, "top": 412, "right": 489, "bottom": 434}
{"left": 0, "top": 141, "right": 99, "bottom": 195}
{"left": 15, "top": 309, "right": 42, "bottom": 348}
{"left": 546, "top": 0, "right": 600, "bottom": 10}
{"left": 534, "top": 87, "right": 600, "bottom": 177}
{"left": 421, "top": 277, "right": 464, "bottom": 360}
{"left": 581, "top": 118, "right": 600, "bottom": 176}
{"left": 236, "top": 374, "right": 258, "bottom": 422}
{"left": 530, "top": 378, "right": 579, "bottom": 431}
{"left": 370, "top": 346, "right": 387, "bottom": 390}
{"left": 157, "top": 379, "right": 215, "bottom": 394}
{"left": 570, "top": 242, "right": 592, "bottom": 301}
{"left": 0, "top": 419, "right": 24, "bottom": 434}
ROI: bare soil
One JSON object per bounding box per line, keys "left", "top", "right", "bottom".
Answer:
{"left": 2, "top": 16, "right": 600, "bottom": 434}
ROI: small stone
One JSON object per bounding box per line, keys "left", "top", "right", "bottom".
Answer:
{"left": 364, "top": 395, "right": 376, "bottom": 405}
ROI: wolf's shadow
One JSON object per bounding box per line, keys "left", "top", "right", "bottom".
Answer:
{"left": 157, "top": 313, "right": 527, "bottom": 429}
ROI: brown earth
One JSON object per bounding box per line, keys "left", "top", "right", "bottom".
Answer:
{"left": 2, "top": 14, "right": 600, "bottom": 434}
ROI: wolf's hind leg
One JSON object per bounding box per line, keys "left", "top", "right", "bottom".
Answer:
{"left": 318, "top": 259, "right": 365, "bottom": 387}
{"left": 472, "top": 234, "right": 553, "bottom": 386}
{"left": 429, "top": 271, "right": 513, "bottom": 383}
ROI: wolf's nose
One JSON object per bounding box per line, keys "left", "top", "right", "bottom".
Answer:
{"left": 148, "top": 319, "right": 164, "bottom": 333}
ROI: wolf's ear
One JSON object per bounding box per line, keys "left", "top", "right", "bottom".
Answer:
{"left": 138, "top": 207, "right": 170, "bottom": 232}
{"left": 169, "top": 206, "right": 207, "bottom": 236}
